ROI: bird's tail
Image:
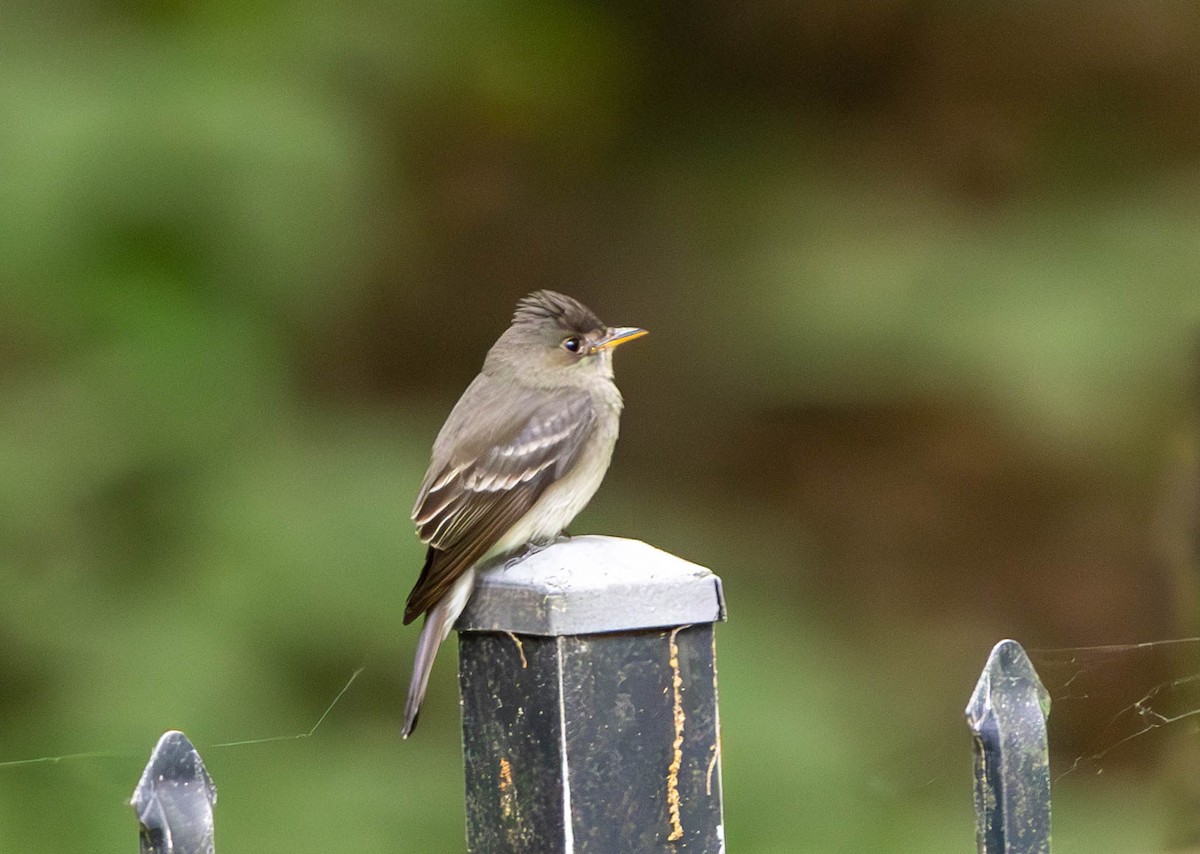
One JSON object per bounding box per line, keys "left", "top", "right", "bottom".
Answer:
{"left": 401, "top": 568, "right": 477, "bottom": 739}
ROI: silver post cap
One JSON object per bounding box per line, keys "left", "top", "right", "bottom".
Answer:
{"left": 456, "top": 535, "right": 725, "bottom": 636}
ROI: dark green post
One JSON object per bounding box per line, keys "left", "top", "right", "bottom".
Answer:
{"left": 456, "top": 535, "right": 726, "bottom": 853}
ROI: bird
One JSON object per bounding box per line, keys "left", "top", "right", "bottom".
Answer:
{"left": 401, "top": 290, "right": 647, "bottom": 737}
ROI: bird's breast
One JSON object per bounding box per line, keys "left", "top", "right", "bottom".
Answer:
{"left": 494, "top": 412, "right": 620, "bottom": 552}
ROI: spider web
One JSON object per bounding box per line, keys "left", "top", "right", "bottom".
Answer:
{"left": 1030, "top": 638, "right": 1200, "bottom": 781}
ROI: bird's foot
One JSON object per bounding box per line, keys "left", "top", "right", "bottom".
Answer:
{"left": 504, "top": 534, "right": 567, "bottom": 568}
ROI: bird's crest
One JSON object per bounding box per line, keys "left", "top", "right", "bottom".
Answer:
{"left": 513, "top": 290, "right": 603, "bottom": 334}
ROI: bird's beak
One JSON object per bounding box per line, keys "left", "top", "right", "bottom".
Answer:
{"left": 592, "top": 327, "right": 648, "bottom": 352}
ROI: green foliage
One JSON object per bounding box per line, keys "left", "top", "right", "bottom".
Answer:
{"left": 2, "top": 1, "right": 1197, "bottom": 851}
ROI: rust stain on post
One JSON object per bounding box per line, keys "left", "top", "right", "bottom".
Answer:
{"left": 504, "top": 632, "right": 528, "bottom": 669}
{"left": 666, "top": 626, "right": 686, "bottom": 842}
{"left": 498, "top": 756, "right": 515, "bottom": 820}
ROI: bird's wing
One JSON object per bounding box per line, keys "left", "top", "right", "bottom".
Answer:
{"left": 404, "top": 383, "right": 597, "bottom": 623}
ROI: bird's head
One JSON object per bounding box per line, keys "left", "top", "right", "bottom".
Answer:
{"left": 487, "top": 290, "right": 647, "bottom": 385}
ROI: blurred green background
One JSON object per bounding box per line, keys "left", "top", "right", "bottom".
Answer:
{"left": 4, "top": 2, "right": 1200, "bottom": 851}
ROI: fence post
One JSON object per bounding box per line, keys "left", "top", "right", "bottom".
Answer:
{"left": 965, "top": 639, "right": 1051, "bottom": 854}
{"left": 456, "top": 535, "right": 727, "bottom": 853}
{"left": 131, "top": 730, "right": 217, "bottom": 854}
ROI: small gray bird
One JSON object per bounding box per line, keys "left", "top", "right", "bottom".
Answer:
{"left": 402, "top": 290, "right": 646, "bottom": 737}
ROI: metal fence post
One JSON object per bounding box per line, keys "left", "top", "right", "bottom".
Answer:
{"left": 965, "top": 639, "right": 1051, "bottom": 854}
{"left": 456, "top": 535, "right": 727, "bottom": 853}
{"left": 131, "top": 730, "right": 217, "bottom": 854}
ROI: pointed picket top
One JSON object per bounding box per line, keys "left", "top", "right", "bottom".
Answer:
{"left": 131, "top": 730, "right": 217, "bottom": 854}
{"left": 966, "top": 640, "right": 1051, "bottom": 854}
{"left": 967, "top": 639, "right": 1051, "bottom": 728}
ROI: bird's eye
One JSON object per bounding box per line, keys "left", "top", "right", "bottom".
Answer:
{"left": 562, "top": 336, "right": 582, "bottom": 353}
